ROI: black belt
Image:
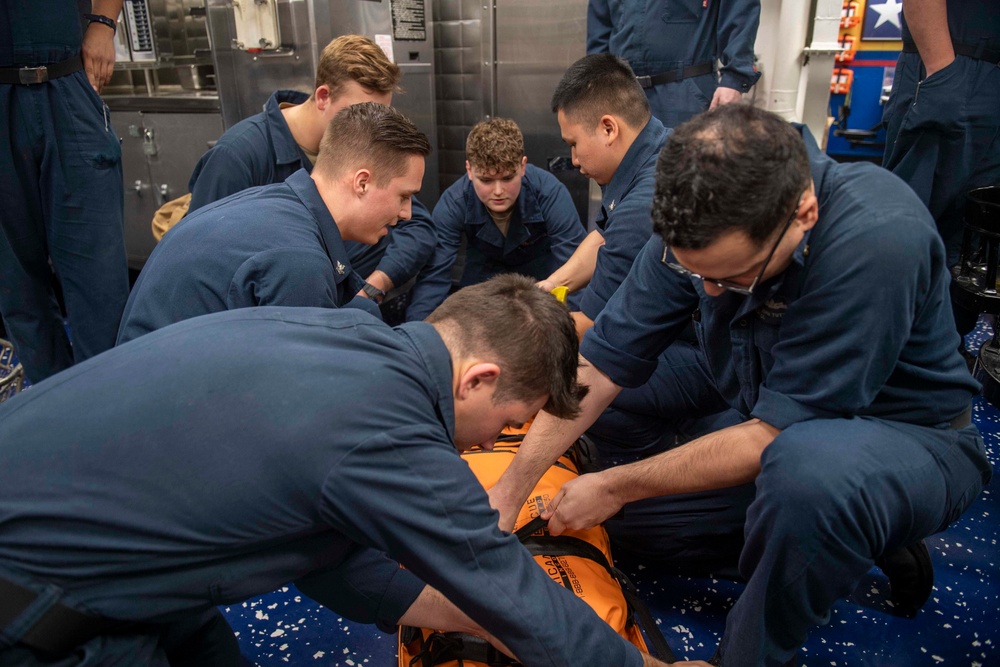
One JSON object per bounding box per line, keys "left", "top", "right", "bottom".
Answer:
{"left": 636, "top": 61, "right": 715, "bottom": 89}
{"left": 0, "top": 53, "right": 84, "bottom": 85}
{"left": 0, "top": 576, "right": 120, "bottom": 654}
{"left": 902, "top": 40, "right": 1000, "bottom": 66}
{"left": 948, "top": 406, "right": 973, "bottom": 430}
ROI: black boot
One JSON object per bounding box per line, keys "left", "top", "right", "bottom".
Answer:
{"left": 876, "top": 539, "right": 934, "bottom": 617}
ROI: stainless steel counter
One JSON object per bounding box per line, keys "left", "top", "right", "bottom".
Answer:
{"left": 105, "top": 90, "right": 221, "bottom": 114}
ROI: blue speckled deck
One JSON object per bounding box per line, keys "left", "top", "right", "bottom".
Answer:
{"left": 216, "top": 318, "right": 994, "bottom": 665}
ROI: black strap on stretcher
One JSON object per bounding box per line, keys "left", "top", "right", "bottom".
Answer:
{"left": 517, "top": 518, "right": 677, "bottom": 663}
{"left": 404, "top": 515, "right": 678, "bottom": 666}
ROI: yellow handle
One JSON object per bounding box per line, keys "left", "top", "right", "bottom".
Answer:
{"left": 550, "top": 286, "right": 568, "bottom": 303}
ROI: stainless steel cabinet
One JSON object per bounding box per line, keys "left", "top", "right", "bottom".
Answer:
{"left": 116, "top": 110, "right": 161, "bottom": 271}
{"left": 110, "top": 100, "right": 223, "bottom": 270}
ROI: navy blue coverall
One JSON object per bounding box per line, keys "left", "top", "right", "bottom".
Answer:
{"left": 579, "top": 125, "right": 992, "bottom": 665}
{"left": 882, "top": 0, "right": 1000, "bottom": 267}
{"left": 579, "top": 115, "right": 670, "bottom": 323}
{"left": 0, "top": 1, "right": 129, "bottom": 383}
{"left": 187, "top": 90, "right": 435, "bottom": 284}
{"left": 0, "top": 307, "right": 645, "bottom": 667}
{"left": 587, "top": 0, "right": 761, "bottom": 129}
{"left": 117, "top": 170, "right": 375, "bottom": 343}
{"left": 406, "top": 164, "right": 584, "bottom": 321}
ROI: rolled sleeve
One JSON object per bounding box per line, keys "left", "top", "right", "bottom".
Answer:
{"left": 294, "top": 546, "right": 425, "bottom": 632}
{"left": 750, "top": 385, "right": 841, "bottom": 430}
{"left": 372, "top": 561, "right": 426, "bottom": 630}
{"left": 580, "top": 330, "right": 659, "bottom": 388}
{"left": 717, "top": 0, "right": 762, "bottom": 93}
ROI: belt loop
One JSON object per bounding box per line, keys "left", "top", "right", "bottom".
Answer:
{"left": 0, "top": 582, "right": 61, "bottom": 649}
{"left": 972, "top": 38, "right": 985, "bottom": 61}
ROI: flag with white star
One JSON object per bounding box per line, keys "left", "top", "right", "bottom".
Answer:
{"left": 862, "top": 0, "right": 903, "bottom": 40}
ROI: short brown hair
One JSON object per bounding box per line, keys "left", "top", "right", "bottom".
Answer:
{"left": 315, "top": 35, "right": 401, "bottom": 98}
{"left": 466, "top": 118, "right": 524, "bottom": 174}
{"left": 551, "top": 54, "right": 650, "bottom": 130}
{"left": 315, "top": 102, "right": 431, "bottom": 185}
{"left": 427, "top": 275, "right": 589, "bottom": 420}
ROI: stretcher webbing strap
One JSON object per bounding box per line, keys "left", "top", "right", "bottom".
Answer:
{"left": 512, "top": 515, "right": 547, "bottom": 541}
{"left": 518, "top": 526, "right": 677, "bottom": 663}
{"left": 617, "top": 565, "right": 678, "bottom": 662}
{"left": 520, "top": 535, "right": 615, "bottom": 577}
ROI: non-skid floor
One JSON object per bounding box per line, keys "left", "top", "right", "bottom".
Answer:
{"left": 221, "top": 322, "right": 1000, "bottom": 667}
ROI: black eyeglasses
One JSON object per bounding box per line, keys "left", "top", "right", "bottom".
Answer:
{"left": 661, "top": 202, "right": 800, "bottom": 296}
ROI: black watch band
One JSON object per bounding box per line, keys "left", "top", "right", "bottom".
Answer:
{"left": 84, "top": 13, "right": 117, "bottom": 34}
{"left": 362, "top": 282, "right": 386, "bottom": 303}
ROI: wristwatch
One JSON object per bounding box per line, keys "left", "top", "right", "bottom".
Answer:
{"left": 84, "top": 13, "right": 117, "bottom": 34}
{"left": 362, "top": 282, "right": 386, "bottom": 303}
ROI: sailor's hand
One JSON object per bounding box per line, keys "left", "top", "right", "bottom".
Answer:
{"left": 541, "top": 471, "right": 621, "bottom": 535}
{"left": 535, "top": 278, "right": 557, "bottom": 293}
{"left": 709, "top": 86, "right": 742, "bottom": 110}
{"left": 82, "top": 21, "right": 116, "bottom": 93}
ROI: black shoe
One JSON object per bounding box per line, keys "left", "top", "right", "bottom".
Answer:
{"left": 876, "top": 540, "right": 934, "bottom": 617}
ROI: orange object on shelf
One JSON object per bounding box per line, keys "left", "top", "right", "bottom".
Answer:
{"left": 830, "top": 67, "right": 854, "bottom": 94}
{"left": 840, "top": 0, "right": 860, "bottom": 28}
{"left": 836, "top": 34, "right": 857, "bottom": 63}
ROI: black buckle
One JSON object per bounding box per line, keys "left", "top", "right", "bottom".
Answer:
{"left": 19, "top": 66, "right": 48, "bottom": 85}
{"left": 636, "top": 74, "right": 652, "bottom": 89}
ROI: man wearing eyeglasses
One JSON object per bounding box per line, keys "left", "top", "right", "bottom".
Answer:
{"left": 488, "top": 105, "right": 991, "bottom": 666}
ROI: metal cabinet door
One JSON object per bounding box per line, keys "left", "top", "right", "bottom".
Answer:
{"left": 495, "top": 0, "right": 590, "bottom": 226}
{"left": 133, "top": 112, "right": 224, "bottom": 269}
{"left": 141, "top": 112, "right": 223, "bottom": 206}
{"left": 115, "top": 111, "right": 224, "bottom": 271}
{"left": 115, "top": 111, "right": 160, "bottom": 272}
